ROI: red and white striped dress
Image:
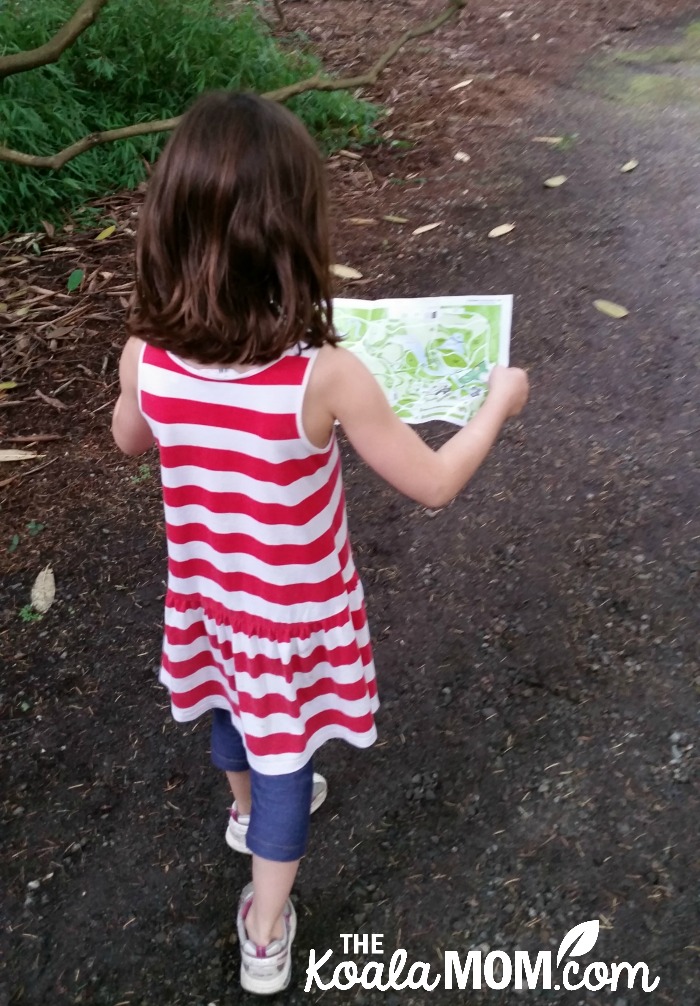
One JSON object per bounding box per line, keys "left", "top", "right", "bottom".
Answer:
{"left": 138, "top": 343, "right": 378, "bottom": 775}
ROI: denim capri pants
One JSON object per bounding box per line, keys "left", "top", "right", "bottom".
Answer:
{"left": 210, "top": 708, "right": 314, "bottom": 862}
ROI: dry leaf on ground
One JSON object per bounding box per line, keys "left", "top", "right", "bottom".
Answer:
{"left": 448, "top": 79, "right": 473, "bottom": 91}
{"left": 412, "top": 222, "right": 443, "bottom": 236}
{"left": 0, "top": 449, "right": 41, "bottom": 462}
{"left": 31, "top": 565, "right": 55, "bottom": 614}
{"left": 594, "top": 299, "right": 629, "bottom": 319}
{"left": 330, "top": 264, "right": 363, "bottom": 280}
{"left": 544, "top": 175, "right": 568, "bottom": 188}
{"left": 488, "top": 223, "right": 515, "bottom": 238}
{"left": 532, "top": 136, "right": 564, "bottom": 145}
{"left": 454, "top": 152, "right": 471, "bottom": 163}
{"left": 383, "top": 215, "right": 409, "bottom": 224}
{"left": 621, "top": 160, "right": 639, "bottom": 173}
{"left": 347, "top": 218, "right": 377, "bottom": 226}
{"left": 95, "top": 225, "right": 116, "bottom": 241}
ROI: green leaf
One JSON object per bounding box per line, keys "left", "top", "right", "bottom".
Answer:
{"left": 67, "top": 269, "right": 84, "bottom": 293}
{"left": 131, "top": 463, "right": 152, "bottom": 484}
{"left": 8, "top": 534, "right": 20, "bottom": 554}
{"left": 19, "top": 604, "right": 42, "bottom": 623}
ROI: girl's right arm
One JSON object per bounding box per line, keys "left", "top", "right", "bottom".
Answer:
{"left": 310, "top": 346, "right": 529, "bottom": 510}
{"left": 112, "top": 337, "right": 156, "bottom": 456}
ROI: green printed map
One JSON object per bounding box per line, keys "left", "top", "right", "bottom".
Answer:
{"left": 334, "top": 295, "right": 512, "bottom": 426}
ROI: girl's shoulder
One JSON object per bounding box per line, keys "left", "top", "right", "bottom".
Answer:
{"left": 310, "top": 342, "right": 354, "bottom": 386}
{"left": 119, "top": 336, "right": 147, "bottom": 390}
{"left": 310, "top": 342, "right": 380, "bottom": 405}
{"left": 305, "top": 342, "right": 382, "bottom": 433}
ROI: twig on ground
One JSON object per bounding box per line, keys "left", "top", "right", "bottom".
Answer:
{"left": 3, "top": 434, "right": 65, "bottom": 443}
{"left": 0, "top": 456, "right": 57, "bottom": 490}
{"left": 35, "top": 389, "right": 70, "bottom": 411}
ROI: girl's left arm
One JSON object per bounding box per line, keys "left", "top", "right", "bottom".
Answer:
{"left": 112, "top": 337, "right": 155, "bottom": 455}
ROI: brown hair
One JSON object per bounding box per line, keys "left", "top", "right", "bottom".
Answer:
{"left": 128, "top": 91, "right": 339, "bottom": 364}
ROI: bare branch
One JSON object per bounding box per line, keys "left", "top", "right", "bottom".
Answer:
{"left": 0, "top": 117, "right": 181, "bottom": 170}
{"left": 271, "top": 0, "right": 288, "bottom": 30}
{"left": 264, "top": 0, "right": 468, "bottom": 103}
{"left": 0, "top": 0, "right": 468, "bottom": 170}
{"left": 0, "top": 0, "right": 110, "bottom": 80}
{"left": 255, "top": 0, "right": 289, "bottom": 31}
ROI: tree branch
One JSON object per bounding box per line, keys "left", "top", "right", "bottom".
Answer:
{"left": 264, "top": 0, "right": 468, "bottom": 103}
{"left": 0, "top": 118, "right": 182, "bottom": 170}
{"left": 271, "top": 0, "right": 288, "bottom": 30}
{"left": 0, "top": 0, "right": 468, "bottom": 170}
{"left": 0, "top": 0, "right": 110, "bottom": 80}
{"left": 256, "top": 0, "right": 289, "bottom": 31}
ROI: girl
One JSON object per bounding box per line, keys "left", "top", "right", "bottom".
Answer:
{"left": 112, "top": 91, "right": 528, "bottom": 995}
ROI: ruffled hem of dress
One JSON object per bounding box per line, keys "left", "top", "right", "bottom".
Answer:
{"left": 164, "top": 586, "right": 367, "bottom": 643}
{"left": 166, "top": 691, "right": 380, "bottom": 776}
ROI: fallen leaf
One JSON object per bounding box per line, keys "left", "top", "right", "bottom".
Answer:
{"left": 338, "top": 149, "right": 362, "bottom": 161}
{"left": 41, "top": 220, "right": 56, "bottom": 238}
{"left": 0, "top": 381, "right": 18, "bottom": 392}
{"left": 412, "top": 222, "right": 444, "bottom": 236}
{"left": 31, "top": 565, "right": 55, "bottom": 614}
{"left": 330, "top": 264, "right": 363, "bottom": 280}
{"left": 454, "top": 152, "right": 471, "bottom": 163}
{"left": 448, "top": 79, "right": 474, "bottom": 92}
{"left": 621, "top": 159, "right": 639, "bottom": 173}
{"left": 488, "top": 223, "right": 515, "bottom": 238}
{"left": 383, "top": 215, "right": 409, "bottom": 224}
{"left": 594, "top": 299, "right": 629, "bottom": 319}
{"left": 347, "top": 217, "right": 377, "bottom": 226}
{"left": 95, "top": 225, "right": 116, "bottom": 241}
{"left": 544, "top": 175, "right": 568, "bottom": 188}
{"left": 66, "top": 269, "right": 84, "bottom": 293}
{"left": 532, "top": 136, "right": 564, "bottom": 145}
{"left": 0, "top": 449, "right": 40, "bottom": 462}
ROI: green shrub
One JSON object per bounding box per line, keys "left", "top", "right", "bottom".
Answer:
{"left": 0, "top": 0, "right": 378, "bottom": 235}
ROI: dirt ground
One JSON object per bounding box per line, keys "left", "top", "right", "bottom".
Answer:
{"left": 1, "top": 2, "right": 699, "bottom": 1004}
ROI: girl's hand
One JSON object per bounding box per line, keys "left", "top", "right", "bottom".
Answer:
{"left": 488, "top": 364, "right": 529, "bottom": 418}
{"left": 310, "top": 347, "right": 529, "bottom": 510}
